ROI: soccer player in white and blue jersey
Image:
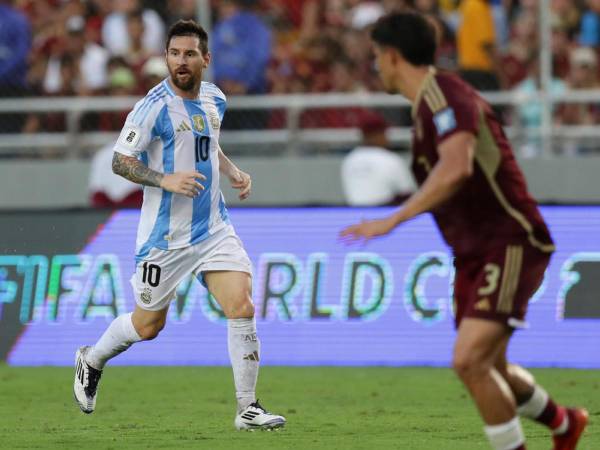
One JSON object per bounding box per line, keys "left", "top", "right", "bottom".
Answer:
{"left": 73, "top": 20, "right": 285, "bottom": 431}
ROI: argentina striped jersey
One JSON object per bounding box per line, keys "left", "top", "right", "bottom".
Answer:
{"left": 114, "top": 79, "right": 230, "bottom": 261}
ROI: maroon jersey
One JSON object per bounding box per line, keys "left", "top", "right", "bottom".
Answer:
{"left": 411, "top": 69, "right": 554, "bottom": 257}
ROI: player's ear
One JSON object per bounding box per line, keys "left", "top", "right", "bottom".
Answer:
{"left": 389, "top": 48, "right": 401, "bottom": 68}
{"left": 202, "top": 51, "right": 211, "bottom": 68}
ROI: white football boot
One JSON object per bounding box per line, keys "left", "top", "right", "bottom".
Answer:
{"left": 73, "top": 346, "right": 103, "bottom": 414}
{"left": 234, "top": 400, "right": 286, "bottom": 430}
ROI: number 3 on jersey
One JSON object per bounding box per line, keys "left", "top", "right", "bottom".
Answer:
{"left": 195, "top": 135, "right": 210, "bottom": 163}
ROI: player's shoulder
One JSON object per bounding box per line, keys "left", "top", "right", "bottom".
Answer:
{"left": 415, "top": 70, "right": 478, "bottom": 119}
{"left": 201, "top": 81, "right": 226, "bottom": 102}
{"left": 130, "top": 80, "right": 173, "bottom": 126}
{"left": 434, "top": 71, "right": 476, "bottom": 97}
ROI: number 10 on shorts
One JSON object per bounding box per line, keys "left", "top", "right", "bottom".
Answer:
{"left": 142, "top": 262, "right": 161, "bottom": 287}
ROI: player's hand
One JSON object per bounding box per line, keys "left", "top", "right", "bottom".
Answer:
{"left": 339, "top": 217, "right": 397, "bottom": 245}
{"left": 229, "top": 169, "right": 252, "bottom": 200}
{"left": 160, "top": 171, "right": 206, "bottom": 198}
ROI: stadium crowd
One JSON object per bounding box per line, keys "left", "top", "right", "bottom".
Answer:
{"left": 1, "top": 0, "right": 600, "bottom": 134}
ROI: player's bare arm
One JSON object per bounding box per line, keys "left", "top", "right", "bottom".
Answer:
{"left": 340, "top": 132, "right": 476, "bottom": 243}
{"left": 112, "top": 152, "right": 206, "bottom": 198}
{"left": 218, "top": 144, "right": 252, "bottom": 200}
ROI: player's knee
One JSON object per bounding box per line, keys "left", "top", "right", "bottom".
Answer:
{"left": 223, "top": 294, "right": 254, "bottom": 319}
{"left": 452, "top": 350, "right": 488, "bottom": 381}
{"left": 137, "top": 321, "right": 165, "bottom": 341}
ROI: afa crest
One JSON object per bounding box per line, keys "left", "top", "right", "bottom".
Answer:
{"left": 141, "top": 287, "right": 152, "bottom": 304}
{"left": 192, "top": 115, "right": 205, "bottom": 132}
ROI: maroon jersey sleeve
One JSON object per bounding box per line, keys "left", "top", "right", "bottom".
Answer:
{"left": 430, "top": 76, "right": 479, "bottom": 146}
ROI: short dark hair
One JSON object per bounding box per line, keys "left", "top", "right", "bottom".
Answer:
{"left": 166, "top": 20, "right": 209, "bottom": 54}
{"left": 370, "top": 12, "right": 436, "bottom": 66}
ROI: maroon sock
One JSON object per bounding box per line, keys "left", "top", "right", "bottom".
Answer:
{"left": 512, "top": 445, "right": 526, "bottom": 450}
{"left": 536, "top": 398, "right": 568, "bottom": 433}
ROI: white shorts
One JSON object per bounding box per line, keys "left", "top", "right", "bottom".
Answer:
{"left": 130, "top": 225, "right": 252, "bottom": 311}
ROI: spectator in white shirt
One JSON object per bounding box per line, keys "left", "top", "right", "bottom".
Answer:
{"left": 102, "top": 0, "right": 165, "bottom": 56}
{"left": 43, "top": 15, "right": 110, "bottom": 95}
{"left": 341, "top": 113, "right": 415, "bottom": 206}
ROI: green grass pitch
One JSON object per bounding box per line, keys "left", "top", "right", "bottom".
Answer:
{"left": 0, "top": 365, "right": 597, "bottom": 449}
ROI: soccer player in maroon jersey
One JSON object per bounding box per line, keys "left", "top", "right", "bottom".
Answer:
{"left": 340, "top": 12, "right": 588, "bottom": 450}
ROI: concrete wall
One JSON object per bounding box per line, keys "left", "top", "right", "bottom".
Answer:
{"left": 0, "top": 156, "right": 598, "bottom": 209}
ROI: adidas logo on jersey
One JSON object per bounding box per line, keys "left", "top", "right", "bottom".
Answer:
{"left": 176, "top": 121, "right": 192, "bottom": 132}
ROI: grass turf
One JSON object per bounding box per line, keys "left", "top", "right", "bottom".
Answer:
{"left": 0, "top": 366, "right": 597, "bottom": 449}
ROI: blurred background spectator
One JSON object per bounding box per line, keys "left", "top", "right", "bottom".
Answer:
{"left": 102, "top": 0, "right": 165, "bottom": 57}
{"left": 89, "top": 142, "right": 143, "bottom": 208}
{"left": 559, "top": 47, "right": 600, "bottom": 124}
{"left": 165, "top": 0, "right": 198, "bottom": 25}
{"left": 1, "top": 0, "right": 600, "bottom": 156}
{"left": 212, "top": 0, "right": 272, "bottom": 129}
{"left": 44, "top": 15, "right": 110, "bottom": 96}
{"left": 212, "top": 0, "right": 272, "bottom": 95}
{"left": 341, "top": 113, "right": 414, "bottom": 206}
{"left": 513, "top": 54, "right": 566, "bottom": 157}
{"left": 457, "top": 0, "right": 501, "bottom": 90}
{"left": 578, "top": 0, "right": 600, "bottom": 47}
{"left": 556, "top": 46, "right": 600, "bottom": 154}
{"left": 0, "top": 0, "right": 31, "bottom": 131}
{"left": 140, "top": 55, "right": 169, "bottom": 92}
{"left": 1, "top": 0, "right": 598, "bottom": 103}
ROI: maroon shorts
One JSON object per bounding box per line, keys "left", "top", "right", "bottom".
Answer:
{"left": 453, "top": 244, "right": 551, "bottom": 329}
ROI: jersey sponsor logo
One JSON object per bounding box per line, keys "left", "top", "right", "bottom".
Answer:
{"left": 433, "top": 107, "right": 456, "bottom": 136}
{"left": 192, "top": 114, "right": 205, "bottom": 132}
{"left": 120, "top": 127, "right": 141, "bottom": 148}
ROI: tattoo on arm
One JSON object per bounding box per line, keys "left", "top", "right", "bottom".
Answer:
{"left": 112, "top": 152, "right": 164, "bottom": 187}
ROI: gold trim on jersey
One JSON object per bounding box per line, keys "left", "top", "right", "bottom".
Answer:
{"left": 411, "top": 66, "right": 438, "bottom": 118}
{"left": 474, "top": 113, "right": 556, "bottom": 253}
{"left": 423, "top": 78, "right": 448, "bottom": 114}
{"left": 497, "top": 245, "right": 523, "bottom": 314}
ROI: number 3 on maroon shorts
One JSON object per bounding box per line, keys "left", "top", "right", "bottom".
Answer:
{"left": 453, "top": 244, "right": 551, "bottom": 329}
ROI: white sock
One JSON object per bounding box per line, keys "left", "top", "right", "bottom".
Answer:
{"left": 517, "top": 385, "right": 548, "bottom": 419}
{"left": 517, "top": 385, "right": 569, "bottom": 434}
{"left": 86, "top": 313, "right": 142, "bottom": 369}
{"left": 484, "top": 417, "right": 525, "bottom": 450}
{"left": 228, "top": 317, "right": 259, "bottom": 412}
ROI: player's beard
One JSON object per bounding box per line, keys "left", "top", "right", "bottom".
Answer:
{"left": 170, "top": 67, "right": 200, "bottom": 92}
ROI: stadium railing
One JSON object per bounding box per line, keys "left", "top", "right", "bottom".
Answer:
{"left": 1, "top": 90, "right": 600, "bottom": 157}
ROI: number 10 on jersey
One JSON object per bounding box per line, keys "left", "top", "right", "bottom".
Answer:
{"left": 195, "top": 136, "right": 210, "bottom": 163}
